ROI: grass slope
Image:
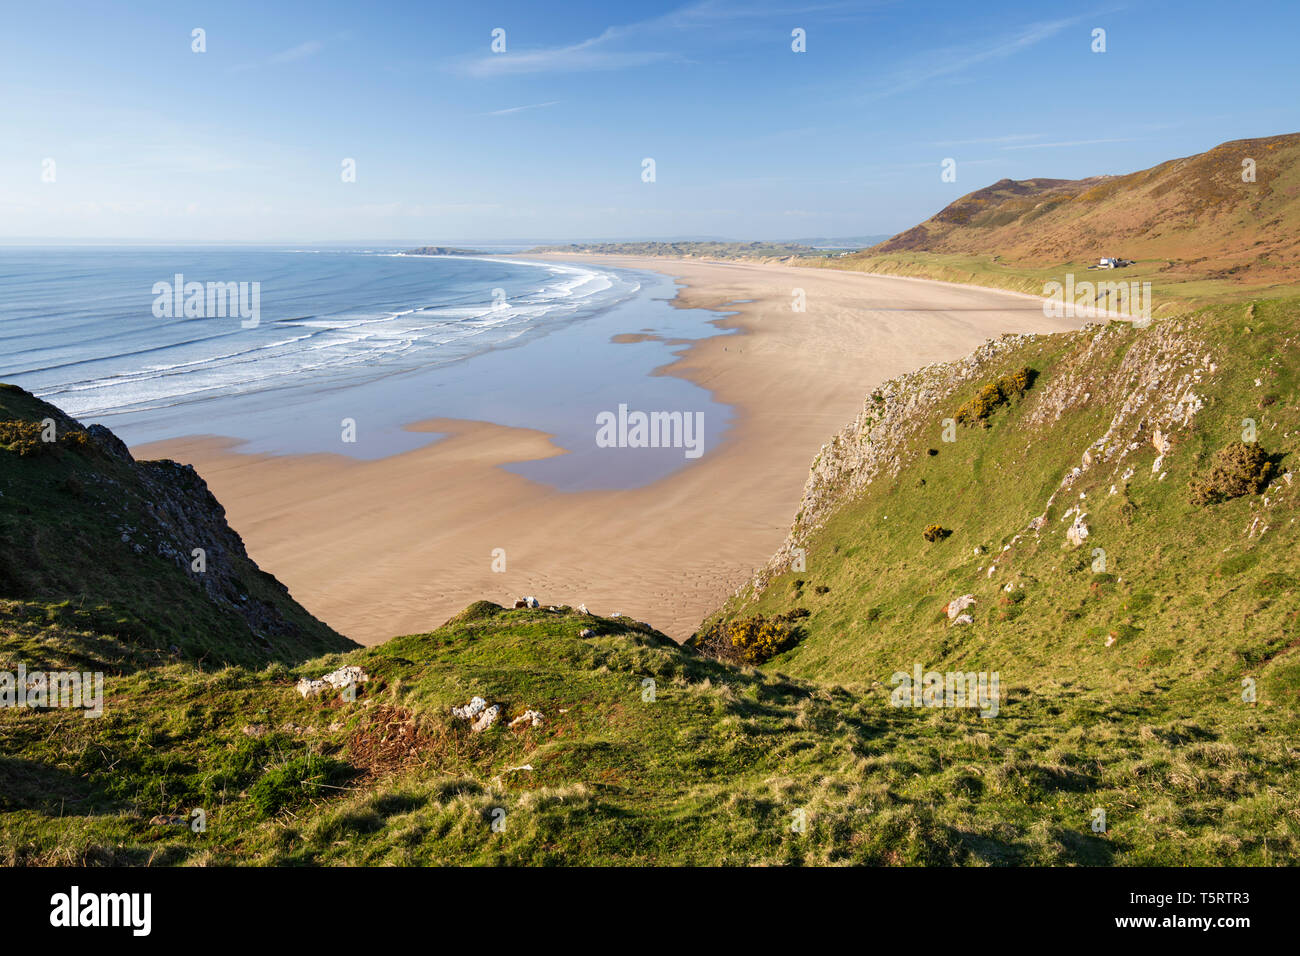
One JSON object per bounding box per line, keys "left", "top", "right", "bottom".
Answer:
{"left": 710, "top": 298, "right": 1300, "bottom": 863}
{"left": 0, "top": 385, "right": 355, "bottom": 670}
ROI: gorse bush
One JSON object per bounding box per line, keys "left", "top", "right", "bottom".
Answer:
{"left": 0, "top": 420, "right": 56, "bottom": 457}
{"left": 691, "top": 614, "right": 800, "bottom": 664}
{"left": 0, "top": 420, "right": 93, "bottom": 458}
{"left": 922, "top": 524, "right": 952, "bottom": 542}
{"left": 729, "top": 617, "right": 791, "bottom": 664}
{"left": 954, "top": 367, "right": 1036, "bottom": 426}
{"left": 1189, "top": 441, "right": 1275, "bottom": 506}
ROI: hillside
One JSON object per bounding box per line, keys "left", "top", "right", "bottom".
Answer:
{"left": 878, "top": 133, "right": 1300, "bottom": 273}
{"left": 706, "top": 296, "right": 1300, "bottom": 861}
{"left": 0, "top": 385, "right": 355, "bottom": 671}
{"left": 819, "top": 133, "right": 1300, "bottom": 308}
{"left": 3, "top": 295, "right": 1299, "bottom": 864}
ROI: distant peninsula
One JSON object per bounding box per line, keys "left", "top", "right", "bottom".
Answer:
{"left": 403, "top": 246, "right": 485, "bottom": 256}
{"left": 522, "top": 240, "right": 877, "bottom": 260}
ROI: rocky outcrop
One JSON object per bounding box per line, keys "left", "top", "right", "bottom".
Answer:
{"left": 297, "top": 666, "right": 369, "bottom": 698}
{"left": 0, "top": 384, "right": 355, "bottom": 666}
{"left": 744, "top": 332, "right": 1039, "bottom": 595}
{"left": 745, "top": 315, "right": 1216, "bottom": 595}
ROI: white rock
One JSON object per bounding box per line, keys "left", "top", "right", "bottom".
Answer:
{"left": 296, "top": 666, "right": 368, "bottom": 698}
{"left": 1066, "top": 513, "right": 1090, "bottom": 548}
{"left": 579, "top": 628, "right": 595, "bottom": 638}
{"left": 451, "top": 697, "right": 503, "bottom": 732}
{"left": 321, "top": 666, "right": 368, "bottom": 689}
{"left": 944, "top": 594, "right": 976, "bottom": 620}
{"left": 952, "top": 614, "right": 974, "bottom": 626}
{"left": 295, "top": 679, "right": 330, "bottom": 698}
{"left": 471, "top": 705, "right": 500, "bottom": 733}
{"left": 452, "top": 696, "right": 489, "bottom": 720}
{"left": 577, "top": 603, "right": 590, "bottom": 614}
{"left": 508, "top": 710, "right": 544, "bottom": 729}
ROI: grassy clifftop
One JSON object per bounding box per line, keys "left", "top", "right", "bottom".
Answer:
{"left": 2, "top": 604, "right": 991, "bottom": 866}
{"left": 0, "top": 385, "right": 355, "bottom": 671}
{"left": 2, "top": 599, "right": 1244, "bottom": 867}
{"left": 707, "top": 297, "right": 1300, "bottom": 862}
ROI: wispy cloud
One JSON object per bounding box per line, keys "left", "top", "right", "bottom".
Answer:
{"left": 456, "top": 0, "right": 848, "bottom": 77}
{"left": 484, "top": 101, "right": 561, "bottom": 116}
{"left": 461, "top": 29, "right": 671, "bottom": 77}
{"left": 933, "top": 133, "right": 1045, "bottom": 147}
{"left": 1001, "top": 137, "right": 1137, "bottom": 150}
{"left": 230, "top": 39, "right": 325, "bottom": 72}
{"left": 865, "top": 17, "right": 1081, "bottom": 99}
{"left": 268, "top": 40, "right": 324, "bottom": 64}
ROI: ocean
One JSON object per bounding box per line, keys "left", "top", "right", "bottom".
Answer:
{"left": 0, "top": 247, "right": 736, "bottom": 490}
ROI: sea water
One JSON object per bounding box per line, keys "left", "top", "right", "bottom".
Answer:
{"left": 0, "top": 246, "right": 736, "bottom": 490}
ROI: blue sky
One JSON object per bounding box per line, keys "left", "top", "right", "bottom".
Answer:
{"left": 2, "top": 0, "right": 1297, "bottom": 242}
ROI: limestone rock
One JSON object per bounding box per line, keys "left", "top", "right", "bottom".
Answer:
{"left": 508, "top": 710, "right": 544, "bottom": 729}
{"left": 452, "top": 696, "right": 501, "bottom": 732}
{"left": 1066, "top": 513, "right": 1090, "bottom": 548}
{"left": 944, "top": 594, "right": 976, "bottom": 620}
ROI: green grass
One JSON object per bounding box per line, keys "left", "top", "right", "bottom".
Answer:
{"left": 804, "top": 251, "right": 1300, "bottom": 314}
{"left": 4, "top": 601, "right": 1296, "bottom": 865}
{"left": 704, "top": 297, "right": 1300, "bottom": 862}
{"left": 3, "top": 297, "right": 1300, "bottom": 865}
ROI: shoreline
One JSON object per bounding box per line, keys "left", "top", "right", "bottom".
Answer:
{"left": 136, "top": 256, "right": 1091, "bottom": 644}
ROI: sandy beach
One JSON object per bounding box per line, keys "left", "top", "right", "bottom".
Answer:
{"left": 136, "top": 256, "right": 1088, "bottom": 644}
